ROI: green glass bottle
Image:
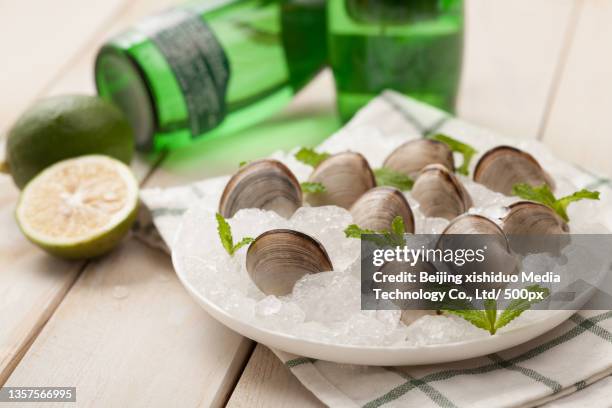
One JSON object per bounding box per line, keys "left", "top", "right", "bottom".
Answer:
{"left": 327, "top": 0, "right": 463, "bottom": 122}
{"left": 95, "top": 0, "right": 327, "bottom": 151}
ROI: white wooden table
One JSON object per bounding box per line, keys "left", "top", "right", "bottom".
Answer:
{"left": 1, "top": 0, "right": 611, "bottom": 406}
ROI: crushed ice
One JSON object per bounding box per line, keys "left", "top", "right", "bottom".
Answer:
{"left": 173, "top": 126, "right": 610, "bottom": 347}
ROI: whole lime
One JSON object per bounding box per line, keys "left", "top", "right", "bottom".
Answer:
{"left": 3, "top": 95, "right": 134, "bottom": 189}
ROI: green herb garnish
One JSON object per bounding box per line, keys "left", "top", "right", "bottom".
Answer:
{"left": 344, "top": 216, "right": 406, "bottom": 246}
{"left": 373, "top": 167, "right": 413, "bottom": 191}
{"left": 300, "top": 181, "right": 326, "bottom": 194}
{"left": 294, "top": 147, "right": 330, "bottom": 167}
{"left": 239, "top": 160, "right": 249, "bottom": 167}
{"left": 344, "top": 224, "right": 376, "bottom": 239}
{"left": 512, "top": 183, "right": 600, "bottom": 222}
{"left": 216, "top": 213, "right": 254, "bottom": 256}
{"left": 430, "top": 134, "right": 477, "bottom": 175}
{"left": 444, "top": 285, "right": 550, "bottom": 335}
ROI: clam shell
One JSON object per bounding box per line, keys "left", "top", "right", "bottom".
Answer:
{"left": 440, "top": 214, "right": 517, "bottom": 283}
{"left": 502, "top": 201, "right": 569, "bottom": 235}
{"left": 442, "top": 214, "right": 506, "bottom": 240}
{"left": 383, "top": 139, "right": 454, "bottom": 177}
{"left": 411, "top": 164, "right": 473, "bottom": 220}
{"left": 378, "top": 260, "right": 437, "bottom": 325}
{"left": 306, "top": 152, "right": 376, "bottom": 209}
{"left": 246, "top": 229, "right": 333, "bottom": 296}
{"left": 219, "top": 159, "right": 302, "bottom": 218}
{"left": 350, "top": 187, "right": 415, "bottom": 233}
{"left": 473, "top": 146, "right": 555, "bottom": 196}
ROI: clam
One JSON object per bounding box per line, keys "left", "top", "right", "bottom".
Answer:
{"left": 382, "top": 139, "right": 454, "bottom": 177}
{"left": 439, "top": 214, "right": 517, "bottom": 281}
{"left": 377, "top": 260, "right": 437, "bottom": 325}
{"left": 502, "top": 202, "right": 569, "bottom": 256}
{"left": 246, "top": 229, "right": 333, "bottom": 296}
{"left": 219, "top": 159, "right": 302, "bottom": 218}
{"left": 306, "top": 152, "right": 376, "bottom": 209}
{"left": 502, "top": 201, "right": 569, "bottom": 235}
{"left": 411, "top": 164, "right": 473, "bottom": 220}
{"left": 350, "top": 187, "right": 415, "bottom": 233}
{"left": 473, "top": 146, "right": 555, "bottom": 195}
{"left": 442, "top": 213, "right": 507, "bottom": 237}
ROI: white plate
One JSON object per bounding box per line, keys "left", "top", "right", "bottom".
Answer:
{"left": 166, "top": 119, "right": 602, "bottom": 366}
{"left": 172, "top": 245, "right": 576, "bottom": 366}
{"left": 174, "top": 253, "right": 574, "bottom": 365}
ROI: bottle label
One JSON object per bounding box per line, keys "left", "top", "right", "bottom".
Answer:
{"left": 137, "top": 8, "right": 230, "bottom": 137}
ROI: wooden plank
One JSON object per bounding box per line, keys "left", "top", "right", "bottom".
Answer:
{"left": 5, "top": 5, "right": 338, "bottom": 406}
{"left": 226, "top": 345, "right": 324, "bottom": 408}
{"left": 4, "top": 69, "right": 338, "bottom": 406}
{"left": 0, "top": 0, "right": 128, "bottom": 384}
{"left": 5, "top": 238, "right": 254, "bottom": 408}
{"left": 46, "top": 0, "right": 184, "bottom": 96}
{"left": 457, "top": 0, "right": 577, "bottom": 139}
{"left": 0, "top": 0, "right": 177, "bottom": 387}
{"left": 0, "top": 177, "right": 83, "bottom": 386}
{"left": 0, "top": 0, "right": 126, "bottom": 132}
{"left": 541, "top": 0, "right": 612, "bottom": 177}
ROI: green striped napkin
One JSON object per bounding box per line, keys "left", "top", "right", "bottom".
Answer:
{"left": 139, "top": 91, "right": 612, "bottom": 407}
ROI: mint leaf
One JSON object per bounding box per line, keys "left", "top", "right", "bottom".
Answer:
{"left": 512, "top": 183, "right": 599, "bottom": 222}
{"left": 344, "top": 224, "right": 376, "bottom": 239}
{"left": 391, "top": 216, "right": 405, "bottom": 236}
{"left": 444, "top": 309, "right": 493, "bottom": 333}
{"left": 300, "top": 181, "right": 326, "bottom": 194}
{"left": 216, "top": 213, "right": 234, "bottom": 255}
{"left": 239, "top": 160, "right": 249, "bottom": 167}
{"left": 295, "top": 147, "right": 330, "bottom": 167}
{"left": 389, "top": 216, "right": 406, "bottom": 246}
{"left": 484, "top": 300, "right": 498, "bottom": 334}
{"left": 343, "top": 224, "right": 391, "bottom": 246}
{"left": 444, "top": 285, "right": 549, "bottom": 335}
{"left": 494, "top": 285, "right": 550, "bottom": 331}
{"left": 430, "top": 134, "right": 477, "bottom": 175}
{"left": 512, "top": 183, "right": 556, "bottom": 207}
{"left": 553, "top": 189, "right": 600, "bottom": 222}
{"left": 444, "top": 300, "right": 497, "bottom": 335}
{"left": 441, "top": 295, "right": 494, "bottom": 333}
{"left": 216, "top": 213, "right": 254, "bottom": 256}
{"left": 344, "top": 217, "right": 406, "bottom": 246}
{"left": 373, "top": 167, "right": 413, "bottom": 191}
{"left": 233, "top": 237, "right": 255, "bottom": 253}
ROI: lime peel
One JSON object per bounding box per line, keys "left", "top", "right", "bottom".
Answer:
{"left": 16, "top": 155, "right": 139, "bottom": 259}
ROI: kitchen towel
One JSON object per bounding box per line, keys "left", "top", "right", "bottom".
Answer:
{"left": 139, "top": 91, "right": 612, "bottom": 408}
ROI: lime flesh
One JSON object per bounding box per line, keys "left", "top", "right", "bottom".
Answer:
{"left": 16, "top": 155, "right": 139, "bottom": 259}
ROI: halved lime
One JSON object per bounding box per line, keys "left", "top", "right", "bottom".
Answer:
{"left": 16, "top": 155, "right": 139, "bottom": 259}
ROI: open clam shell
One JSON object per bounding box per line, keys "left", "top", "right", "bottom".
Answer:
{"left": 382, "top": 139, "right": 455, "bottom": 177}
{"left": 305, "top": 152, "right": 376, "bottom": 209}
{"left": 411, "top": 164, "right": 473, "bottom": 220}
{"left": 246, "top": 229, "right": 333, "bottom": 296}
{"left": 473, "top": 146, "right": 555, "bottom": 196}
{"left": 219, "top": 159, "right": 302, "bottom": 218}
{"left": 349, "top": 187, "right": 415, "bottom": 233}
